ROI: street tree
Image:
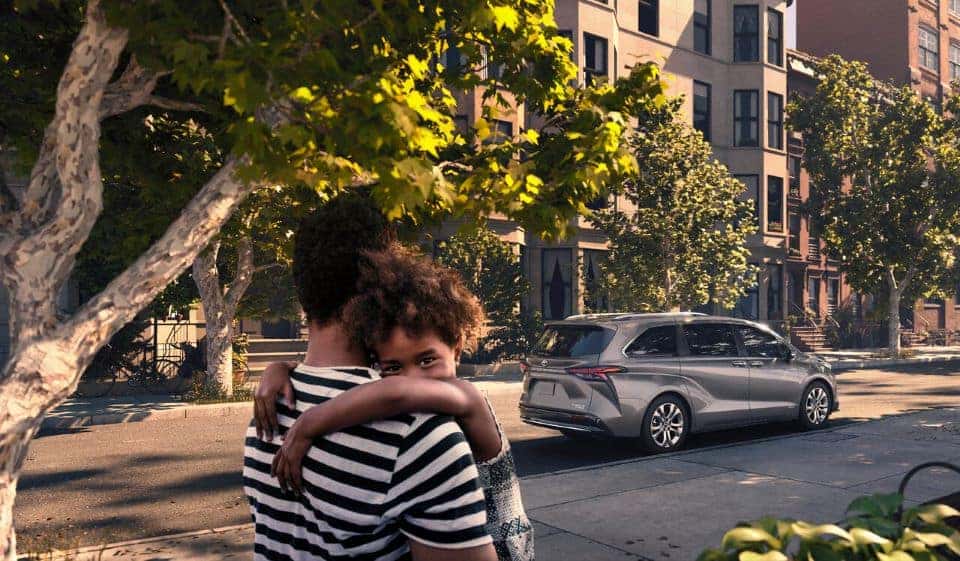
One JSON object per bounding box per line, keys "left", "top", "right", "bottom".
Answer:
{"left": 588, "top": 99, "right": 758, "bottom": 313}
{"left": 434, "top": 226, "right": 541, "bottom": 361}
{"left": 788, "top": 55, "right": 960, "bottom": 357}
{"left": 0, "top": 1, "right": 666, "bottom": 557}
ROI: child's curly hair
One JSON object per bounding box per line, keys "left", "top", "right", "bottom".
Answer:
{"left": 343, "top": 243, "right": 486, "bottom": 354}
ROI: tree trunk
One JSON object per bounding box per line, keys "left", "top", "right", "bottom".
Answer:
{"left": 888, "top": 288, "right": 902, "bottom": 358}
{"left": 0, "top": 3, "right": 260, "bottom": 555}
{"left": 192, "top": 236, "right": 255, "bottom": 396}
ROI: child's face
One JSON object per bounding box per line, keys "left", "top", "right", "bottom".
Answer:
{"left": 375, "top": 327, "right": 460, "bottom": 379}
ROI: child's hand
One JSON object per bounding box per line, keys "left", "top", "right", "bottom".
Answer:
{"left": 271, "top": 419, "right": 311, "bottom": 495}
{"left": 254, "top": 361, "right": 297, "bottom": 440}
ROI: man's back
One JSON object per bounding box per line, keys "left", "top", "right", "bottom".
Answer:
{"left": 243, "top": 365, "right": 491, "bottom": 560}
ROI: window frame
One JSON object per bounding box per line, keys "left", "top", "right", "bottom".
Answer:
{"left": 952, "top": 0, "right": 960, "bottom": 15}
{"left": 733, "top": 5, "right": 760, "bottom": 63}
{"left": 681, "top": 323, "right": 740, "bottom": 358}
{"left": 693, "top": 80, "right": 712, "bottom": 142}
{"left": 735, "top": 325, "right": 789, "bottom": 359}
{"left": 788, "top": 155, "right": 801, "bottom": 195}
{"left": 919, "top": 25, "right": 940, "bottom": 72}
{"left": 583, "top": 32, "right": 609, "bottom": 86}
{"left": 766, "top": 263, "right": 783, "bottom": 319}
{"left": 767, "top": 92, "right": 784, "bottom": 150}
{"left": 694, "top": 0, "right": 712, "bottom": 55}
{"left": 638, "top": 0, "right": 660, "bottom": 37}
{"left": 734, "top": 89, "right": 759, "bottom": 147}
{"left": 624, "top": 324, "right": 679, "bottom": 358}
{"left": 767, "top": 9, "right": 783, "bottom": 66}
{"left": 767, "top": 176, "right": 784, "bottom": 232}
{"left": 950, "top": 42, "right": 960, "bottom": 81}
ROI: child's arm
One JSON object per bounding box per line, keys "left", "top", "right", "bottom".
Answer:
{"left": 271, "top": 377, "right": 502, "bottom": 494}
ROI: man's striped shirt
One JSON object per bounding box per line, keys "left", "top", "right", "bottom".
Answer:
{"left": 243, "top": 365, "right": 492, "bottom": 560}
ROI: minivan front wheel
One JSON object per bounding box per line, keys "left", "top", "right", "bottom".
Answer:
{"left": 641, "top": 395, "right": 689, "bottom": 453}
{"left": 799, "top": 382, "right": 831, "bottom": 430}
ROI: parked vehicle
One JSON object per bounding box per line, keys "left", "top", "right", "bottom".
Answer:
{"left": 518, "top": 312, "right": 838, "bottom": 452}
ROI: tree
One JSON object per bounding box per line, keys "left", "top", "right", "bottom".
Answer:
{"left": 0, "top": 1, "right": 666, "bottom": 557}
{"left": 434, "top": 227, "right": 541, "bottom": 362}
{"left": 788, "top": 55, "right": 960, "bottom": 357}
{"left": 587, "top": 99, "right": 758, "bottom": 313}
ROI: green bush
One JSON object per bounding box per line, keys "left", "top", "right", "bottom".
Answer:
{"left": 698, "top": 493, "right": 959, "bottom": 561}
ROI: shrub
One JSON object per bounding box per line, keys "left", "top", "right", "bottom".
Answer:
{"left": 698, "top": 493, "right": 959, "bottom": 561}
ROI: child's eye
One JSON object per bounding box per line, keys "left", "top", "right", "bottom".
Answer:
{"left": 380, "top": 364, "right": 401, "bottom": 375}
{"left": 419, "top": 356, "right": 437, "bottom": 367}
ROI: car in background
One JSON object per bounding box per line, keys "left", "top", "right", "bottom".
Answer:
{"left": 518, "top": 312, "right": 837, "bottom": 452}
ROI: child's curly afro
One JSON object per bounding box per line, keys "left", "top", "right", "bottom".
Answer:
{"left": 343, "top": 243, "right": 486, "bottom": 354}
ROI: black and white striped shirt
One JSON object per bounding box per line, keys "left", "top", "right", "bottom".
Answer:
{"left": 243, "top": 365, "right": 492, "bottom": 560}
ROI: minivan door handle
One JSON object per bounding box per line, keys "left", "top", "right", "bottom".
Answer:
{"left": 748, "top": 360, "right": 764, "bottom": 367}
{"left": 730, "top": 360, "right": 747, "bottom": 367}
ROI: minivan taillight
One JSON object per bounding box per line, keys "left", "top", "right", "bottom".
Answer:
{"left": 566, "top": 365, "right": 625, "bottom": 382}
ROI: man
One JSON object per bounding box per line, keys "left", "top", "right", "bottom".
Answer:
{"left": 243, "top": 192, "right": 496, "bottom": 561}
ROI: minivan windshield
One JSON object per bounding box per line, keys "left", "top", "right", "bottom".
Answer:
{"left": 533, "top": 325, "right": 611, "bottom": 357}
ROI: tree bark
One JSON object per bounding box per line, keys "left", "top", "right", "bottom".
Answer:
{"left": 888, "top": 285, "right": 902, "bottom": 359}
{"left": 192, "top": 236, "right": 256, "bottom": 396}
{"left": 0, "top": 3, "right": 259, "bottom": 557}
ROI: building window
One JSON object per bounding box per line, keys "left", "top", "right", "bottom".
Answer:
{"left": 639, "top": 0, "right": 659, "bottom": 37}
{"left": 453, "top": 115, "right": 469, "bottom": 136}
{"left": 485, "top": 119, "right": 513, "bottom": 144}
{"left": 767, "top": 264, "right": 783, "bottom": 319}
{"left": 952, "top": 0, "right": 960, "bottom": 15}
{"left": 767, "top": 176, "right": 784, "bottom": 231}
{"left": 827, "top": 278, "right": 840, "bottom": 315}
{"left": 693, "top": 81, "right": 712, "bottom": 141}
{"left": 445, "top": 42, "right": 465, "bottom": 75}
{"left": 583, "top": 249, "right": 609, "bottom": 312}
{"left": 734, "top": 5, "right": 760, "bottom": 62}
{"left": 734, "top": 90, "right": 759, "bottom": 147}
{"left": 767, "top": 92, "right": 784, "bottom": 150}
{"left": 919, "top": 26, "right": 939, "bottom": 72}
{"left": 788, "top": 212, "right": 801, "bottom": 255}
{"left": 767, "top": 9, "right": 783, "bottom": 66}
{"left": 583, "top": 33, "right": 608, "bottom": 85}
{"left": 951, "top": 43, "right": 960, "bottom": 80}
{"left": 788, "top": 156, "right": 801, "bottom": 197}
{"left": 808, "top": 277, "right": 821, "bottom": 315}
{"left": 542, "top": 249, "right": 573, "bottom": 320}
{"left": 733, "top": 270, "right": 761, "bottom": 320}
{"left": 735, "top": 174, "right": 760, "bottom": 225}
{"left": 694, "top": 0, "right": 711, "bottom": 55}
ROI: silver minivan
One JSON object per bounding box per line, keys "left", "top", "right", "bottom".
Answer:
{"left": 519, "top": 312, "right": 838, "bottom": 452}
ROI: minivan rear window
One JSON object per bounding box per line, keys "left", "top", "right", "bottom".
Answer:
{"left": 534, "top": 325, "right": 611, "bottom": 357}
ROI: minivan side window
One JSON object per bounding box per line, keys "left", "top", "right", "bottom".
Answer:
{"left": 682, "top": 323, "right": 738, "bottom": 357}
{"left": 625, "top": 325, "right": 677, "bottom": 357}
{"left": 737, "top": 326, "right": 786, "bottom": 358}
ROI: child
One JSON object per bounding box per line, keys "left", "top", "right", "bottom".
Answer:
{"left": 262, "top": 244, "right": 534, "bottom": 561}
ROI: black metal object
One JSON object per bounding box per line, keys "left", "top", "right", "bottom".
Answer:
{"left": 894, "top": 461, "right": 960, "bottom": 521}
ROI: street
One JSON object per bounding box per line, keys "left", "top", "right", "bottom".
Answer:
{"left": 15, "top": 363, "right": 960, "bottom": 553}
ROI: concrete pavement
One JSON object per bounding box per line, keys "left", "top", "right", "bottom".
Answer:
{"left": 27, "top": 407, "right": 960, "bottom": 561}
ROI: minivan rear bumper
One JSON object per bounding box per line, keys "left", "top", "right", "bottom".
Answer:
{"left": 519, "top": 404, "right": 611, "bottom": 435}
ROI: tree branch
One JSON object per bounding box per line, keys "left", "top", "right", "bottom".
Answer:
{"left": 145, "top": 95, "right": 205, "bottom": 113}
{"left": 218, "top": 0, "right": 250, "bottom": 44}
{"left": 225, "top": 235, "right": 255, "bottom": 311}
{"left": 63, "top": 159, "right": 259, "bottom": 360}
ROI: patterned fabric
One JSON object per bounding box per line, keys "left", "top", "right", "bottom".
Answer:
{"left": 243, "top": 365, "right": 491, "bottom": 561}
{"left": 477, "top": 400, "right": 535, "bottom": 561}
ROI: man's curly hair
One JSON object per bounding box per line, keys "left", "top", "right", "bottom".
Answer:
{"left": 293, "top": 192, "right": 392, "bottom": 324}
{"left": 343, "top": 244, "right": 486, "bottom": 353}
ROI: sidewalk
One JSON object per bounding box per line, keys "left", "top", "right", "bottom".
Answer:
{"left": 42, "top": 347, "right": 960, "bottom": 433}
{"left": 31, "top": 407, "right": 960, "bottom": 561}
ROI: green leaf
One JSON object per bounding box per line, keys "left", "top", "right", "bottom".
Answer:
{"left": 877, "top": 551, "right": 917, "bottom": 561}
{"left": 721, "top": 527, "right": 781, "bottom": 550}
{"left": 914, "top": 503, "right": 960, "bottom": 524}
{"left": 849, "top": 527, "right": 893, "bottom": 548}
{"left": 739, "top": 552, "right": 787, "bottom": 561}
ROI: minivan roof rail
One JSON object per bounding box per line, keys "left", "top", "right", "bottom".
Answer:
{"left": 563, "top": 312, "right": 707, "bottom": 321}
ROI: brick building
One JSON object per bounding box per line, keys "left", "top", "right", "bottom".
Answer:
{"left": 797, "top": 0, "right": 960, "bottom": 336}
{"left": 436, "top": 0, "right": 796, "bottom": 325}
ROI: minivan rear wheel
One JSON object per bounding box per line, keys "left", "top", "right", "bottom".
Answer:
{"left": 799, "top": 381, "right": 831, "bottom": 430}
{"left": 640, "top": 395, "right": 689, "bottom": 453}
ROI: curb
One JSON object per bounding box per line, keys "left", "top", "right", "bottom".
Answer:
{"left": 18, "top": 523, "right": 253, "bottom": 560}
{"left": 828, "top": 355, "right": 960, "bottom": 372}
{"left": 40, "top": 401, "right": 252, "bottom": 433}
